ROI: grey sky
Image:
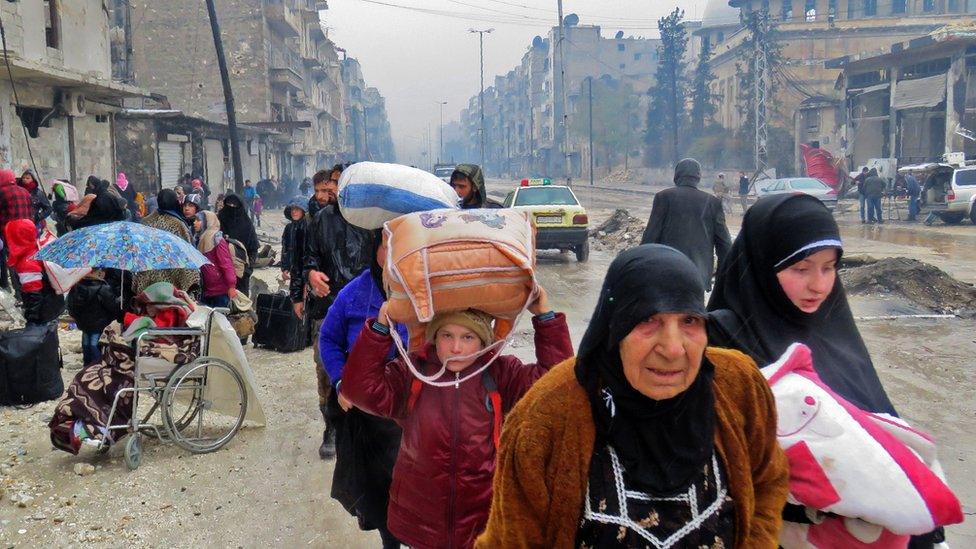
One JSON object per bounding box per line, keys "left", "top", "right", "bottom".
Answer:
{"left": 325, "top": 0, "right": 706, "bottom": 166}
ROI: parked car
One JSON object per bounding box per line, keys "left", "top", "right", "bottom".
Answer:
{"left": 502, "top": 179, "right": 589, "bottom": 261}
{"left": 932, "top": 166, "right": 976, "bottom": 224}
{"left": 757, "top": 177, "right": 838, "bottom": 211}
{"left": 432, "top": 163, "right": 456, "bottom": 184}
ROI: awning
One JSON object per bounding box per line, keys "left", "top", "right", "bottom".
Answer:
{"left": 851, "top": 82, "right": 889, "bottom": 97}
{"left": 894, "top": 74, "right": 946, "bottom": 110}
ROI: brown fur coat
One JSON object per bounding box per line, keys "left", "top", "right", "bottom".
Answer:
{"left": 475, "top": 347, "right": 789, "bottom": 548}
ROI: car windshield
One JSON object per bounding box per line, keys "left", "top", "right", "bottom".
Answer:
{"left": 955, "top": 169, "right": 976, "bottom": 186}
{"left": 514, "top": 186, "right": 578, "bottom": 206}
{"left": 433, "top": 167, "right": 454, "bottom": 177}
{"left": 790, "top": 179, "right": 828, "bottom": 190}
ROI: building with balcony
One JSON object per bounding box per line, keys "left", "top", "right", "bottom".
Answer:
{"left": 111, "top": 0, "right": 393, "bottom": 193}
{"left": 0, "top": 1, "right": 143, "bottom": 190}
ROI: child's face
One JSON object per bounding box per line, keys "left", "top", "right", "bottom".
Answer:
{"left": 435, "top": 324, "right": 485, "bottom": 372}
{"left": 193, "top": 217, "right": 202, "bottom": 232}
{"left": 290, "top": 208, "right": 304, "bottom": 221}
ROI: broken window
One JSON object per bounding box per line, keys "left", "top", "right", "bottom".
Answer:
{"left": 782, "top": 0, "right": 793, "bottom": 21}
{"left": 892, "top": 0, "right": 907, "bottom": 13}
{"left": 922, "top": 0, "right": 935, "bottom": 11}
{"left": 901, "top": 58, "right": 951, "bottom": 80}
{"left": 43, "top": 0, "right": 60, "bottom": 49}
{"left": 863, "top": 0, "right": 877, "bottom": 16}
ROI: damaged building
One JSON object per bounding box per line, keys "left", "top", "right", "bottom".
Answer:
{"left": 694, "top": 0, "right": 976, "bottom": 173}
{"left": 109, "top": 0, "right": 394, "bottom": 194}
{"left": 0, "top": 1, "right": 142, "bottom": 192}
{"left": 830, "top": 28, "right": 976, "bottom": 167}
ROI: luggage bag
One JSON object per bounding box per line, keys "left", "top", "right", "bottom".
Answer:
{"left": 253, "top": 292, "right": 309, "bottom": 352}
{"left": 0, "top": 323, "right": 64, "bottom": 406}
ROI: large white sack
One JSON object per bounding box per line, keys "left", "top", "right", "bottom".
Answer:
{"left": 337, "top": 162, "right": 459, "bottom": 230}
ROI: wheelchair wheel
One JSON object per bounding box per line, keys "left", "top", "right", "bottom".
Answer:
{"left": 124, "top": 434, "right": 143, "bottom": 470}
{"left": 161, "top": 357, "right": 247, "bottom": 454}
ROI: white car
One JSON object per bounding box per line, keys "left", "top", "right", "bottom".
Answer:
{"left": 757, "top": 177, "right": 838, "bottom": 211}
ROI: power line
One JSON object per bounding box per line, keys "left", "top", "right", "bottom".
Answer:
{"left": 0, "top": 11, "right": 40, "bottom": 184}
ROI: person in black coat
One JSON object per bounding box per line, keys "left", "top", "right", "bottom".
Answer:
{"left": 281, "top": 196, "right": 307, "bottom": 300}
{"left": 217, "top": 193, "right": 259, "bottom": 295}
{"left": 640, "top": 158, "right": 732, "bottom": 290}
{"left": 67, "top": 270, "right": 120, "bottom": 365}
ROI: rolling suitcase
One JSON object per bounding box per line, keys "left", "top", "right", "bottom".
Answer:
{"left": 0, "top": 323, "right": 64, "bottom": 406}
{"left": 253, "top": 292, "right": 309, "bottom": 352}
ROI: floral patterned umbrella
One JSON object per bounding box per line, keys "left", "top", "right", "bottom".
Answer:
{"left": 35, "top": 221, "right": 210, "bottom": 271}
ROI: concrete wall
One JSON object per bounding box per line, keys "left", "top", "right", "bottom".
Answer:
{"left": 73, "top": 115, "right": 114, "bottom": 180}
{"left": 127, "top": 0, "right": 270, "bottom": 124}
{"left": 5, "top": 1, "right": 112, "bottom": 77}
{"left": 114, "top": 117, "right": 160, "bottom": 195}
{"left": 9, "top": 115, "right": 70, "bottom": 184}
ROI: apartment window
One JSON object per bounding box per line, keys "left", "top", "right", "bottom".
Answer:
{"left": 617, "top": 43, "right": 625, "bottom": 52}
{"left": 619, "top": 63, "right": 626, "bottom": 69}
{"left": 44, "top": 0, "right": 60, "bottom": 49}
{"left": 781, "top": 0, "right": 793, "bottom": 21}
{"left": 892, "top": 0, "right": 907, "bottom": 13}
{"left": 717, "top": 31, "right": 725, "bottom": 43}
{"left": 922, "top": 0, "right": 935, "bottom": 10}
{"left": 948, "top": 0, "right": 960, "bottom": 11}
{"left": 805, "top": 0, "right": 816, "bottom": 21}
{"left": 634, "top": 53, "right": 642, "bottom": 60}
{"left": 864, "top": 0, "right": 877, "bottom": 16}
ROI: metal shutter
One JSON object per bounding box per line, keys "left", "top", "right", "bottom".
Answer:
{"left": 158, "top": 141, "right": 183, "bottom": 189}
{"left": 204, "top": 139, "right": 226, "bottom": 194}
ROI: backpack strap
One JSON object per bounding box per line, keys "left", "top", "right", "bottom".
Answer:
{"left": 405, "top": 370, "right": 504, "bottom": 450}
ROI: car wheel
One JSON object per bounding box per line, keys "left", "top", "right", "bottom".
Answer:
{"left": 941, "top": 212, "right": 965, "bottom": 225}
{"left": 575, "top": 240, "right": 590, "bottom": 262}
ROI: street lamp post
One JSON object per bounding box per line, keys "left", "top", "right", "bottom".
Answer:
{"left": 436, "top": 100, "right": 447, "bottom": 164}
{"left": 469, "top": 28, "right": 493, "bottom": 171}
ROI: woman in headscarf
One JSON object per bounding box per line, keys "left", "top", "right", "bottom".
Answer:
{"left": 706, "top": 194, "right": 895, "bottom": 415}
{"left": 67, "top": 176, "right": 127, "bottom": 229}
{"left": 476, "top": 244, "right": 788, "bottom": 548}
{"left": 134, "top": 189, "right": 200, "bottom": 296}
{"left": 319, "top": 229, "right": 407, "bottom": 546}
{"left": 17, "top": 170, "right": 52, "bottom": 232}
{"left": 50, "top": 180, "right": 76, "bottom": 236}
{"left": 114, "top": 172, "right": 140, "bottom": 221}
{"left": 217, "top": 193, "right": 258, "bottom": 295}
{"left": 192, "top": 210, "right": 238, "bottom": 309}
{"left": 706, "top": 194, "right": 947, "bottom": 547}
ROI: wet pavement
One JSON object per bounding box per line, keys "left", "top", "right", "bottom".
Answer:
{"left": 1, "top": 183, "right": 974, "bottom": 546}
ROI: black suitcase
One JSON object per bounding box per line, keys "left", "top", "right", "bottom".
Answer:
{"left": 0, "top": 323, "right": 64, "bottom": 406}
{"left": 253, "top": 292, "right": 310, "bottom": 352}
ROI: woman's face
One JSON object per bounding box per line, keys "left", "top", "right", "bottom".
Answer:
{"left": 183, "top": 202, "right": 198, "bottom": 218}
{"left": 776, "top": 248, "right": 838, "bottom": 314}
{"left": 435, "top": 324, "right": 485, "bottom": 372}
{"left": 618, "top": 313, "right": 707, "bottom": 401}
{"left": 175, "top": 187, "right": 185, "bottom": 199}
{"left": 193, "top": 217, "right": 202, "bottom": 232}
{"left": 22, "top": 174, "right": 33, "bottom": 184}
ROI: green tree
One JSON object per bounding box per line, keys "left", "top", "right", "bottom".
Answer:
{"left": 645, "top": 8, "right": 689, "bottom": 167}
{"left": 690, "top": 39, "right": 718, "bottom": 133}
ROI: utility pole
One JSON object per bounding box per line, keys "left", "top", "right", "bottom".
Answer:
{"left": 753, "top": 9, "right": 770, "bottom": 178}
{"left": 588, "top": 76, "right": 594, "bottom": 186}
{"left": 529, "top": 106, "right": 535, "bottom": 174}
{"left": 204, "top": 0, "right": 244, "bottom": 193}
{"left": 362, "top": 106, "right": 370, "bottom": 161}
{"left": 469, "top": 28, "right": 493, "bottom": 170}
{"left": 436, "top": 100, "right": 447, "bottom": 164}
{"left": 556, "top": 0, "right": 571, "bottom": 184}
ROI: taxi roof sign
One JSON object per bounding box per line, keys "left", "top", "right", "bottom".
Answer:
{"left": 520, "top": 177, "right": 552, "bottom": 187}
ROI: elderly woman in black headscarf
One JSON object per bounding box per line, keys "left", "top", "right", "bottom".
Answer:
{"left": 67, "top": 176, "right": 127, "bottom": 230}
{"left": 134, "top": 189, "right": 199, "bottom": 295}
{"left": 217, "top": 193, "right": 259, "bottom": 295}
{"left": 477, "top": 244, "right": 788, "bottom": 548}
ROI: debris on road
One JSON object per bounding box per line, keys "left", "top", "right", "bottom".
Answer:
{"left": 842, "top": 257, "right": 976, "bottom": 316}
{"left": 589, "top": 209, "right": 646, "bottom": 251}
{"left": 72, "top": 463, "right": 96, "bottom": 476}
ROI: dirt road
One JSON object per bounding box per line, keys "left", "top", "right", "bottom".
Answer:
{"left": 1, "top": 183, "right": 973, "bottom": 547}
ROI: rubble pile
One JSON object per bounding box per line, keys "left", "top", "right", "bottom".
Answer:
{"left": 589, "top": 209, "right": 646, "bottom": 251}
{"left": 841, "top": 257, "right": 976, "bottom": 316}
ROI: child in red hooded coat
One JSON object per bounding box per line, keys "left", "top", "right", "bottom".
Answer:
{"left": 5, "top": 218, "right": 64, "bottom": 324}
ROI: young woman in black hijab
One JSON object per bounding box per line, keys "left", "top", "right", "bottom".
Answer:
{"left": 217, "top": 193, "right": 259, "bottom": 295}
{"left": 707, "top": 193, "right": 896, "bottom": 415}
{"left": 477, "top": 244, "right": 788, "bottom": 548}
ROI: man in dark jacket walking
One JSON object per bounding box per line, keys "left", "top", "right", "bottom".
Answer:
{"left": 640, "top": 158, "right": 732, "bottom": 290}
{"left": 854, "top": 166, "right": 870, "bottom": 223}
{"left": 450, "top": 164, "right": 502, "bottom": 209}
{"left": 864, "top": 168, "right": 886, "bottom": 224}
{"left": 300, "top": 166, "right": 374, "bottom": 459}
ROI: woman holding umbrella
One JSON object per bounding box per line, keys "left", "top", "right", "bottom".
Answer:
{"left": 134, "top": 189, "right": 199, "bottom": 296}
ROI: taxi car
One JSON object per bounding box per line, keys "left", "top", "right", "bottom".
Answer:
{"left": 502, "top": 178, "right": 589, "bottom": 262}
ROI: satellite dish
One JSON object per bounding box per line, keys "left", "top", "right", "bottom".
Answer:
{"left": 532, "top": 35, "right": 543, "bottom": 47}
{"left": 564, "top": 13, "right": 579, "bottom": 26}
{"left": 615, "top": 30, "right": 624, "bottom": 39}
